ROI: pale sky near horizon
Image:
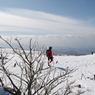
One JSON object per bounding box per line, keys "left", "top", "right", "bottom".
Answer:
{"left": 0, "top": 0, "right": 95, "bottom": 54}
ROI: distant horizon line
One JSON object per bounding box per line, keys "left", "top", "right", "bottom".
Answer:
{"left": 0, "top": 46, "right": 94, "bottom": 56}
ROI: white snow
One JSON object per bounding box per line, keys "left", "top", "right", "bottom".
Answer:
{"left": 53, "top": 54, "right": 95, "bottom": 94}
{"left": 0, "top": 48, "right": 95, "bottom": 95}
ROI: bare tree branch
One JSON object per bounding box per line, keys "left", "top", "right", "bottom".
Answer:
{"left": 0, "top": 36, "right": 75, "bottom": 95}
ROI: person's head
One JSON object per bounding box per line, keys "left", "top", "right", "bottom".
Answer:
{"left": 49, "top": 46, "right": 52, "bottom": 50}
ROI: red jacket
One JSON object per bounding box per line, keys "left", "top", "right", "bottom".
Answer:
{"left": 48, "top": 50, "right": 53, "bottom": 57}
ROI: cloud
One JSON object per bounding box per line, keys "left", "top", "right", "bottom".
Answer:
{"left": 0, "top": 34, "right": 95, "bottom": 55}
{"left": 0, "top": 8, "right": 95, "bottom": 54}
{"left": 0, "top": 8, "right": 95, "bottom": 35}
{"left": 0, "top": 34, "right": 95, "bottom": 48}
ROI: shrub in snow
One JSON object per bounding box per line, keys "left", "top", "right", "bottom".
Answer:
{"left": 0, "top": 36, "right": 74, "bottom": 95}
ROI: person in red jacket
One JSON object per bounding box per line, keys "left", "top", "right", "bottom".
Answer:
{"left": 46, "top": 46, "right": 53, "bottom": 66}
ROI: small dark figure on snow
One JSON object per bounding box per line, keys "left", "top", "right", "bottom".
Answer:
{"left": 91, "top": 52, "right": 93, "bottom": 55}
{"left": 46, "top": 46, "right": 53, "bottom": 66}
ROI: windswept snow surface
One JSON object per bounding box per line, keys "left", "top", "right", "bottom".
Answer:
{"left": 53, "top": 54, "right": 95, "bottom": 95}
{"left": 0, "top": 48, "right": 95, "bottom": 95}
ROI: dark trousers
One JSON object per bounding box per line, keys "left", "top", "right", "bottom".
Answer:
{"left": 48, "top": 57, "right": 53, "bottom": 62}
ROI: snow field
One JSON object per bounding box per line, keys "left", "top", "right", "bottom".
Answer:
{"left": 0, "top": 48, "right": 95, "bottom": 94}
{"left": 53, "top": 54, "right": 95, "bottom": 94}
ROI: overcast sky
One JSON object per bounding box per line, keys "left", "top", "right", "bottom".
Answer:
{"left": 0, "top": 0, "right": 95, "bottom": 54}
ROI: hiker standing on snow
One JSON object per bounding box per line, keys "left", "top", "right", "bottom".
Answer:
{"left": 46, "top": 46, "right": 53, "bottom": 66}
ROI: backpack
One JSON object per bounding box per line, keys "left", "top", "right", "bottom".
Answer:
{"left": 46, "top": 50, "right": 50, "bottom": 56}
